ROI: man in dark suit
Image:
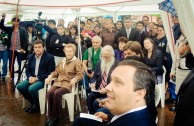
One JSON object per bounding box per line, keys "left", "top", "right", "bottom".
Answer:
{"left": 17, "top": 40, "right": 55, "bottom": 113}
{"left": 116, "top": 17, "right": 141, "bottom": 45}
{"left": 136, "top": 21, "right": 148, "bottom": 48}
{"left": 73, "top": 60, "right": 156, "bottom": 126}
{"left": 87, "top": 45, "right": 119, "bottom": 114}
{"left": 174, "top": 65, "right": 194, "bottom": 126}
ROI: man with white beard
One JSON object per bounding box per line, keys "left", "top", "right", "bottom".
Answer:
{"left": 87, "top": 45, "right": 119, "bottom": 114}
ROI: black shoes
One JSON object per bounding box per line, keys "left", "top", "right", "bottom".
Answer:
{"left": 24, "top": 104, "right": 39, "bottom": 113}
{"left": 24, "top": 104, "right": 33, "bottom": 112}
{"left": 28, "top": 105, "right": 39, "bottom": 113}
{"left": 45, "top": 117, "right": 58, "bottom": 126}
{"left": 165, "top": 98, "right": 176, "bottom": 111}
{"left": 44, "top": 117, "right": 51, "bottom": 126}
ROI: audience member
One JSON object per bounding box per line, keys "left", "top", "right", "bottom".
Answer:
{"left": 114, "top": 37, "right": 128, "bottom": 61}
{"left": 87, "top": 45, "right": 119, "bottom": 114}
{"left": 136, "top": 21, "right": 148, "bottom": 48}
{"left": 45, "top": 44, "right": 84, "bottom": 126}
{"left": 143, "top": 38, "right": 163, "bottom": 83}
{"left": 115, "top": 21, "right": 124, "bottom": 32}
{"left": 93, "top": 25, "right": 101, "bottom": 36}
{"left": 50, "top": 24, "right": 70, "bottom": 64}
{"left": 73, "top": 59, "right": 157, "bottom": 126}
{"left": 83, "top": 36, "right": 102, "bottom": 97}
{"left": 142, "top": 16, "right": 149, "bottom": 33}
{"left": 17, "top": 40, "right": 55, "bottom": 113}
{"left": 100, "top": 19, "right": 117, "bottom": 47}
{"left": 116, "top": 17, "right": 141, "bottom": 45}
{"left": 174, "top": 52, "right": 194, "bottom": 126}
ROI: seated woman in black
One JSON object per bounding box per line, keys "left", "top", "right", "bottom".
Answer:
{"left": 143, "top": 38, "right": 163, "bottom": 83}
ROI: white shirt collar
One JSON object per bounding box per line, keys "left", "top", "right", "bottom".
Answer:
{"left": 111, "top": 106, "right": 147, "bottom": 123}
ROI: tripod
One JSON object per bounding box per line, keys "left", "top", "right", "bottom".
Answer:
{"left": 14, "top": 47, "right": 33, "bottom": 90}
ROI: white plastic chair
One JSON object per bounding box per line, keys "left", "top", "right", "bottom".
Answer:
{"left": 155, "top": 85, "right": 161, "bottom": 107}
{"left": 38, "top": 78, "right": 55, "bottom": 114}
{"left": 157, "top": 66, "right": 166, "bottom": 107}
{"left": 61, "top": 83, "right": 81, "bottom": 122}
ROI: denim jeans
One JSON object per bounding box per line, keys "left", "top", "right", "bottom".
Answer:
{"left": 0, "top": 50, "right": 8, "bottom": 77}
{"left": 8, "top": 50, "right": 23, "bottom": 79}
{"left": 17, "top": 79, "right": 44, "bottom": 106}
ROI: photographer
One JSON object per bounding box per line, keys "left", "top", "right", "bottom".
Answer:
{"left": 41, "top": 19, "right": 57, "bottom": 54}
{"left": 0, "top": 28, "right": 8, "bottom": 81}
{"left": 0, "top": 13, "right": 28, "bottom": 81}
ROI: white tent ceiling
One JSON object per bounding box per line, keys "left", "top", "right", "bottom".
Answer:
{"left": 0, "top": 0, "right": 164, "bottom": 16}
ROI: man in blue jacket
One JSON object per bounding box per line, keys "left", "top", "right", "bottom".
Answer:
{"left": 17, "top": 40, "right": 55, "bottom": 113}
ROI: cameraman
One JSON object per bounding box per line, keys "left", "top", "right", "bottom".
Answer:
{"left": 40, "top": 19, "right": 57, "bottom": 54}
{"left": 0, "top": 13, "right": 28, "bottom": 81}
{"left": 0, "top": 28, "right": 8, "bottom": 81}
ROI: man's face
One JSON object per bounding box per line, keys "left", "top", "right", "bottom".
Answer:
{"left": 92, "top": 38, "right": 101, "bottom": 50}
{"left": 80, "top": 23, "right": 85, "bottom": 29}
{"left": 58, "top": 19, "right": 65, "bottom": 25}
{"left": 64, "top": 47, "right": 75, "bottom": 60}
{"left": 157, "top": 18, "right": 163, "bottom": 25}
{"left": 124, "top": 19, "right": 131, "bottom": 29}
{"left": 34, "top": 43, "right": 44, "bottom": 56}
{"left": 48, "top": 22, "right": 55, "bottom": 29}
{"left": 136, "top": 23, "right": 144, "bottom": 32}
{"left": 124, "top": 48, "right": 138, "bottom": 58}
{"left": 12, "top": 20, "right": 19, "bottom": 28}
{"left": 158, "top": 27, "right": 165, "bottom": 36}
{"left": 101, "top": 51, "right": 112, "bottom": 63}
{"left": 148, "top": 22, "right": 154, "bottom": 31}
{"left": 27, "top": 27, "right": 33, "bottom": 33}
{"left": 105, "top": 21, "right": 112, "bottom": 30}
{"left": 57, "top": 26, "right": 64, "bottom": 35}
{"left": 171, "top": 16, "right": 179, "bottom": 24}
{"left": 105, "top": 66, "right": 138, "bottom": 115}
{"left": 142, "top": 17, "right": 149, "bottom": 26}
{"left": 152, "top": 25, "right": 158, "bottom": 34}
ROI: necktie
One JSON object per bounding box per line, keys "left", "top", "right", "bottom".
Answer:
{"left": 100, "top": 67, "right": 107, "bottom": 89}
{"left": 145, "top": 26, "right": 147, "bottom": 33}
{"left": 127, "top": 29, "right": 130, "bottom": 38}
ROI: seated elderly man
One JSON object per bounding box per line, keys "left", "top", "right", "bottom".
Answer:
{"left": 87, "top": 45, "right": 119, "bottom": 114}
{"left": 73, "top": 60, "right": 156, "bottom": 126}
{"left": 45, "top": 43, "right": 84, "bottom": 126}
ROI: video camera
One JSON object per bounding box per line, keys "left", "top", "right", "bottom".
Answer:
{"left": 34, "top": 12, "right": 46, "bottom": 40}
{"left": 0, "top": 31, "right": 8, "bottom": 45}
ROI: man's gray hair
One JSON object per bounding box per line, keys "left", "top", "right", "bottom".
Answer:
{"left": 92, "top": 36, "right": 102, "bottom": 43}
{"left": 101, "top": 45, "right": 114, "bottom": 56}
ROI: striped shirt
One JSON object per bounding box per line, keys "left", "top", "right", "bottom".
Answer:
{"left": 10, "top": 30, "right": 21, "bottom": 51}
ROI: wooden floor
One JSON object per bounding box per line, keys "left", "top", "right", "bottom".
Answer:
{"left": 0, "top": 78, "right": 175, "bottom": 126}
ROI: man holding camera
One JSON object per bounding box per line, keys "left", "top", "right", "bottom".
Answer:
{"left": 0, "top": 13, "right": 28, "bottom": 81}
{"left": 42, "top": 19, "right": 57, "bottom": 54}
{"left": 83, "top": 36, "right": 102, "bottom": 97}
